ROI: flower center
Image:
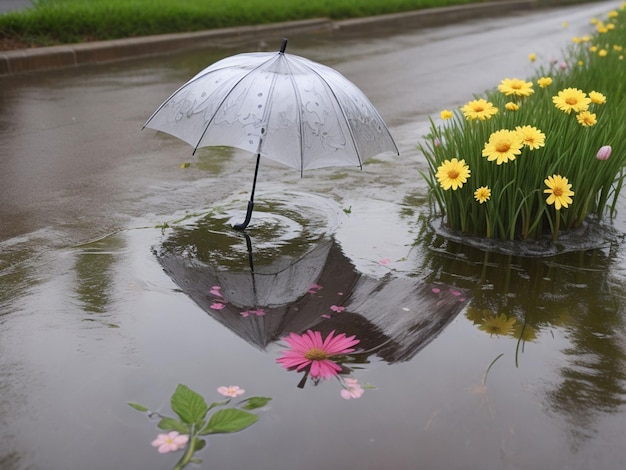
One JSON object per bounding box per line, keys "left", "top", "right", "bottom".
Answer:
{"left": 495, "top": 142, "right": 511, "bottom": 153}
{"left": 553, "top": 188, "right": 563, "bottom": 197}
{"left": 447, "top": 170, "right": 460, "bottom": 179}
{"left": 305, "top": 348, "right": 329, "bottom": 361}
{"left": 565, "top": 97, "right": 578, "bottom": 105}
{"left": 474, "top": 106, "right": 484, "bottom": 112}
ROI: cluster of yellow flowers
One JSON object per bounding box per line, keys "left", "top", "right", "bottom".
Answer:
{"left": 434, "top": 77, "right": 607, "bottom": 211}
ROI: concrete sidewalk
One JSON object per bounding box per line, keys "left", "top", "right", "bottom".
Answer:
{"left": 0, "top": 0, "right": 539, "bottom": 75}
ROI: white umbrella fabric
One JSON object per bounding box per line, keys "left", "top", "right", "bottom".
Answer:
{"left": 144, "top": 38, "right": 399, "bottom": 229}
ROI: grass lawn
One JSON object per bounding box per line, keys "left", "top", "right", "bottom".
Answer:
{"left": 0, "top": 0, "right": 592, "bottom": 49}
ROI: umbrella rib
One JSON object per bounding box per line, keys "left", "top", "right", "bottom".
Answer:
{"left": 291, "top": 58, "right": 364, "bottom": 169}
{"left": 282, "top": 57, "right": 306, "bottom": 177}
{"left": 191, "top": 55, "right": 282, "bottom": 155}
{"left": 142, "top": 63, "right": 239, "bottom": 129}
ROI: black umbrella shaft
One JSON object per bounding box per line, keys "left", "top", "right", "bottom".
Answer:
{"left": 233, "top": 153, "right": 261, "bottom": 230}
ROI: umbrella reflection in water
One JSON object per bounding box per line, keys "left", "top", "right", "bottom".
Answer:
{"left": 156, "top": 215, "right": 469, "bottom": 363}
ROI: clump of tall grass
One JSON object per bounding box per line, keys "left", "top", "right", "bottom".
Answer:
{"left": 420, "top": 3, "right": 626, "bottom": 241}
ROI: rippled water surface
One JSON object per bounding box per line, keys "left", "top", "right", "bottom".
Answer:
{"left": 2, "top": 2, "right": 626, "bottom": 469}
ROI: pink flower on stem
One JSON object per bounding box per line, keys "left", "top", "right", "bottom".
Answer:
{"left": 277, "top": 330, "right": 360, "bottom": 379}
{"left": 217, "top": 385, "right": 245, "bottom": 397}
{"left": 340, "top": 378, "right": 365, "bottom": 400}
{"left": 597, "top": 145, "right": 612, "bottom": 161}
{"left": 330, "top": 305, "right": 345, "bottom": 313}
{"left": 151, "top": 431, "right": 189, "bottom": 454}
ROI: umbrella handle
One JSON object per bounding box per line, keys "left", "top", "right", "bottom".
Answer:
{"left": 233, "top": 201, "right": 254, "bottom": 231}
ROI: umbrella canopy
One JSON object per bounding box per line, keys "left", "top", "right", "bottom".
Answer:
{"left": 144, "top": 38, "right": 399, "bottom": 229}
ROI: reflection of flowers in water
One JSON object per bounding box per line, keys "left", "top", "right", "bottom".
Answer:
{"left": 467, "top": 307, "right": 538, "bottom": 341}
{"left": 478, "top": 313, "right": 517, "bottom": 337}
{"left": 277, "top": 330, "right": 371, "bottom": 398}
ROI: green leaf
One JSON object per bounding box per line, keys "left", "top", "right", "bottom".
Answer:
{"left": 193, "top": 438, "right": 206, "bottom": 452}
{"left": 157, "top": 417, "right": 191, "bottom": 434}
{"left": 240, "top": 396, "right": 272, "bottom": 410}
{"left": 199, "top": 408, "right": 258, "bottom": 435}
{"left": 127, "top": 402, "right": 149, "bottom": 412}
{"left": 171, "top": 384, "right": 208, "bottom": 426}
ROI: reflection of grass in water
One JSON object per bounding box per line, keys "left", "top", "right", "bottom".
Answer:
{"left": 194, "top": 147, "right": 235, "bottom": 173}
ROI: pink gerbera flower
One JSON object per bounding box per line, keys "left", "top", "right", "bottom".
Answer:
{"left": 276, "top": 330, "right": 359, "bottom": 379}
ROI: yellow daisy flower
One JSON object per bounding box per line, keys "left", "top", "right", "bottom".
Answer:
{"left": 461, "top": 99, "right": 499, "bottom": 121}
{"left": 598, "top": 49, "right": 608, "bottom": 57}
{"left": 436, "top": 158, "right": 471, "bottom": 191}
{"left": 478, "top": 313, "right": 517, "bottom": 337}
{"left": 544, "top": 175, "right": 574, "bottom": 210}
{"left": 552, "top": 88, "right": 591, "bottom": 114}
{"left": 608, "top": 10, "right": 619, "bottom": 18}
{"left": 576, "top": 111, "right": 597, "bottom": 127}
{"left": 614, "top": 45, "right": 623, "bottom": 52}
{"left": 589, "top": 91, "right": 606, "bottom": 104}
{"left": 474, "top": 186, "right": 491, "bottom": 204}
{"left": 498, "top": 78, "right": 534, "bottom": 97}
{"left": 516, "top": 125, "right": 546, "bottom": 150}
{"left": 505, "top": 102, "right": 520, "bottom": 111}
{"left": 529, "top": 53, "right": 536, "bottom": 62}
{"left": 482, "top": 129, "right": 524, "bottom": 165}
{"left": 440, "top": 109, "right": 453, "bottom": 120}
{"left": 537, "top": 76, "right": 553, "bottom": 88}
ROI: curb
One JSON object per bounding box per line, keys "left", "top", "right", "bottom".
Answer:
{"left": 0, "top": 0, "right": 540, "bottom": 76}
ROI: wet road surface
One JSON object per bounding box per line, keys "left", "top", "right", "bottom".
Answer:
{"left": 2, "top": 2, "right": 626, "bottom": 470}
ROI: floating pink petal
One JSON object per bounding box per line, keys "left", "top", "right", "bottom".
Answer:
{"left": 210, "top": 290, "right": 223, "bottom": 297}
{"left": 211, "top": 303, "right": 225, "bottom": 310}
{"left": 379, "top": 258, "right": 391, "bottom": 265}
{"left": 330, "top": 305, "right": 346, "bottom": 313}
{"left": 308, "top": 283, "right": 323, "bottom": 294}
{"left": 240, "top": 310, "right": 250, "bottom": 317}
{"left": 277, "top": 330, "right": 360, "bottom": 379}
{"left": 432, "top": 287, "right": 441, "bottom": 294}
{"left": 321, "top": 314, "right": 331, "bottom": 319}
{"left": 341, "top": 378, "right": 365, "bottom": 399}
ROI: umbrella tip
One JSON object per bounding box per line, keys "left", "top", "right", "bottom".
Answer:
{"left": 280, "top": 38, "right": 288, "bottom": 54}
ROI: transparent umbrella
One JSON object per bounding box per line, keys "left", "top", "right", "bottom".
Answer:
{"left": 144, "top": 38, "right": 399, "bottom": 229}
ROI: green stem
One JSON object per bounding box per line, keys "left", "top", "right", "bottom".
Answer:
{"left": 553, "top": 210, "right": 561, "bottom": 241}
{"left": 174, "top": 425, "right": 197, "bottom": 470}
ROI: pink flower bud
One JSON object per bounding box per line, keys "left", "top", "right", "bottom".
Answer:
{"left": 596, "top": 145, "right": 612, "bottom": 161}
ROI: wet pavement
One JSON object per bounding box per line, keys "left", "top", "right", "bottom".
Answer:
{"left": 2, "top": 1, "right": 626, "bottom": 469}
